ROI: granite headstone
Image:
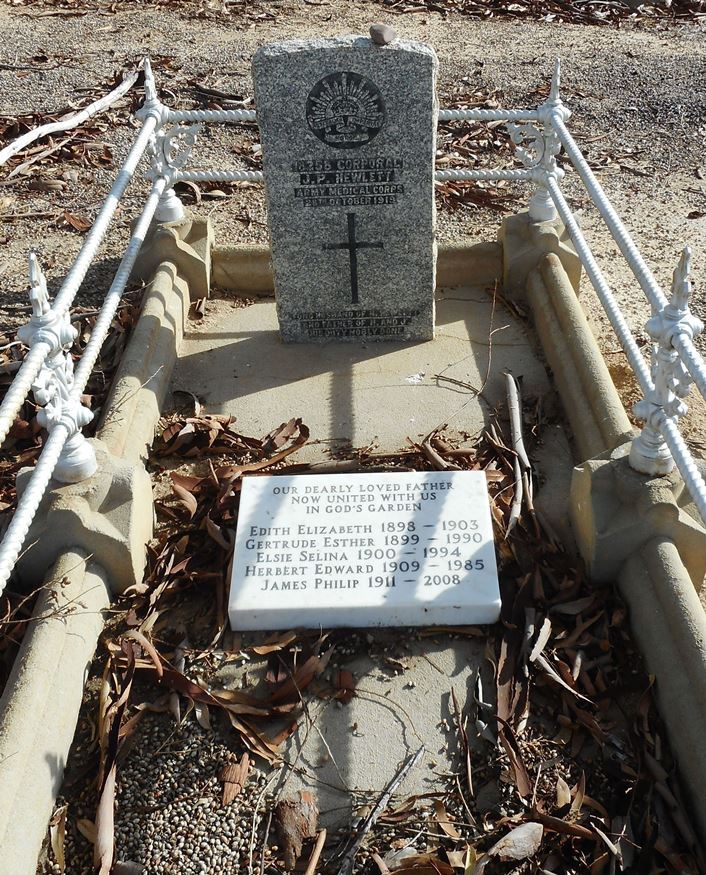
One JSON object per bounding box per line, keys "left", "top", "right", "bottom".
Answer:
{"left": 253, "top": 35, "right": 438, "bottom": 342}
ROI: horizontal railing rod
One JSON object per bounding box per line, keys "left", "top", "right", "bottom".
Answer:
{"left": 435, "top": 168, "right": 533, "bottom": 182}
{"left": 438, "top": 108, "right": 539, "bottom": 122}
{"left": 551, "top": 115, "right": 668, "bottom": 314}
{"left": 167, "top": 108, "right": 257, "bottom": 124}
{"left": 661, "top": 417, "right": 706, "bottom": 525}
{"left": 0, "top": 424, "right": 69, "bottom": 595}
{"left": 546, "top": 176, "right": 653, "bottom": 394}
{"left": 0, "top": 115, "right": 158, "bottom": 450}
{"left": 173, "top": 169, "right": 264, "bottom": 184}
{"left": 165, "top": 106, "right": 540, "bottom": 125}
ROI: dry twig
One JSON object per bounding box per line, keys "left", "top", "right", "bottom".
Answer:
{"left": 334, "top": 745, "right": 425, "bottom": 875}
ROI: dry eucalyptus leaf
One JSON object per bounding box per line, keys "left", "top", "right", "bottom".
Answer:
{"left": 49, "top": 803, "right": 68, "bottom": 873}
{"left": 194, "top": 700, "right": 211, "bottom": 729}
{"left": 433, "top": 799, "right": 462, "bottom": 839}
{"left": 76, "top": 817, "right": 97, "bottom": 843}
{"left": 529, "top": 617, "right": 552, "bottom": 662}
{"left": 29, "top": 178, "right": 66, "bottom": 191}
{"left": 488, "top": 822, "right": 543, "bottom": 861}
{"left": 63, "top": 210, "right": 91, "bottom": 232}
{"left": 556, "top": 775, "right": 572, "bottom": 808}
{"left": 446, "top": 849, "right": 468, "bottom": 869}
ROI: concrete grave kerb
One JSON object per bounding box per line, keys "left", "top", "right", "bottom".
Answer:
{"left": 15, "top": 438, "right": 153, "bottom": 596}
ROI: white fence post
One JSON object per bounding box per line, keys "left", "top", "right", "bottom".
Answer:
{"left": 17, "top": 254, "right": 97, "bottom": 484}
{"left": 629, "top": 247, "right": 704, "bottom": 476}
{"left": 508, "top": 60, "right": 570, "bottom": 223}
{"left": 138, "top": 59, "right": 200, "bottom": 224}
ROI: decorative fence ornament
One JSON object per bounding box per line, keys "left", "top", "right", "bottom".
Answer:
{"left": 630, "top": 247, "right": 704, "bottom": 475}
{"left": 507, "top": 60, "right": 569, "bottom": 222}
{"left": 18, "top": 254, "right": 97, "bottom": 484}
{"left": 146, "top": 123, "right": 201, "bottom": 223}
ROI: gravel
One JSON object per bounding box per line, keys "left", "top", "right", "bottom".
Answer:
{"left": 42, "top": 711, "right": 281, "bottom": 875}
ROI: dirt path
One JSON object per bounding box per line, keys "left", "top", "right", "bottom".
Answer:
{"left": 1, "top": 1, "right": 705, "bottom": 444}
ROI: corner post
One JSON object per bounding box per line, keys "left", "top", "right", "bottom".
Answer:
{"left": 137, "top": 58, "right": 200, "bottom": 224}
{"left": 508, "top": 59, "right": 570, "bottom": 223}
{"left": 17, "top": 254, "right": 97, "bottom": 483}
{"left": 629, "top": 246, "right": 703, "bottom": 475}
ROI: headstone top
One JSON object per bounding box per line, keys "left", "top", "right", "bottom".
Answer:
{"left": 253, "top": 33, "right": 434, "bottom": 59}
{"left": 253, "top": 34, "right": 438, "bottom": 343}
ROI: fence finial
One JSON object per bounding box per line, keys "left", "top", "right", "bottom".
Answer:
{"left": 28, "top": 251, "right": 50, "bottom": 318}
{"left": 671, "top": 245, "right": 692, "bottom": 313}
{"left": 549, "top": 58, "right": 561, "bottom": 105}
{"left": 142, "top": 56, "right": 157, "bottom": 108}
{"left": 629, "top": 246, "right": 703, "bottom": 476}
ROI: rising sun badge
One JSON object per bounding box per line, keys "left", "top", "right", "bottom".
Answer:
{"left": 306, "top": 71, "right": 386, "bottom": 149}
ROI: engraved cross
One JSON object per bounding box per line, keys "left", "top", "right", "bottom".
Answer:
{"left": 322, "top": 212, "right": 383, "bottom": 305}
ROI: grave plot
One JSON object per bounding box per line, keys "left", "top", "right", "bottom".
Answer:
{"left": 1, "top": 15, "right": 706, "bottom": 875}
{"left": 48, "top": 33, "right": 699, "bottom": 875}
{"left": 49, "top": 417, "right": 701, "bottom": 874}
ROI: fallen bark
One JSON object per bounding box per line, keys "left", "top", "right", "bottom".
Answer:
{"left": 0, "top": 69, "right": 138, "bottom": 168}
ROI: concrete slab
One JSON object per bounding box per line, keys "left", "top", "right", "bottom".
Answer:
{"left": 171, "top": 282, "right": 575, "bottom": 827}
{"left": 281, "top": 634, "right": 488, "bottom": 827}
{"left": 213, "top": 631, "right": 488, "bottom": 829}
{"left": 171, "top": 285, "right": 552, "bottom": 462}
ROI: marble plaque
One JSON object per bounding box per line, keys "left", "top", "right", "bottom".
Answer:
{"left": 252, "top": 35, "right": 437, "bottom": 343}
{"left": 229, "top": 472, "right": 500, "bottom": 630}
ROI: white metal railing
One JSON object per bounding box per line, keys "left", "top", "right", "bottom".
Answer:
{"left": 0, "top": 61, "right": 176, "bottom": 593}
{"left": 152, "top": 59, "right": 706, "bottom": 525}
{"left": 0, "top": 56, "right": 705, "bottom": 598}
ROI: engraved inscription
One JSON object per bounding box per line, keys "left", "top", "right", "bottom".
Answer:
{"left": 299, "top": 193, "right": 400, "bottom": 208}
{"left": 292, "top": 158, "right": 403, "bottom": 172}
{"left": 321, "top": 213, "right": 383, "bottom": 305}
{"left": 228, "top": 473, "right": 501, "bottom": 630}
{"left": 306, "top": 72, "right": 386, "bottom": 149}
{"left": 292, "top": 308, "right": 421, "bottom": 339}
{"left": 292, "top": 157, "right": 405, "bottom": 208}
